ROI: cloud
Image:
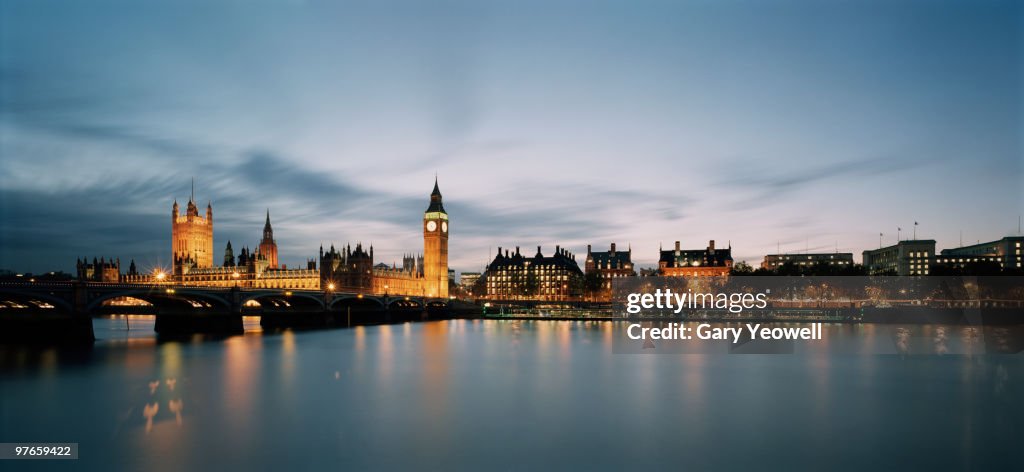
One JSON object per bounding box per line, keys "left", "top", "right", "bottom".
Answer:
{"left": 722, "top": 154, "right": 936, "bottom": 209}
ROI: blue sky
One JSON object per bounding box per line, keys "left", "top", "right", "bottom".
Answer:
{"left": 1, "top": 0, "right": 1021, "bottom": 275}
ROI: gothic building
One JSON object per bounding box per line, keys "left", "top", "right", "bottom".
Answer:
{"left": 420, "top": 179, "right": 449, "bottom": 298}
{"left": 76, "top": 257, "right": 121, "bottom": 283}
{"left": 159, "top": 178, "right": 449, "bottom": 295}
{"left": 223, "top": 241, "right": 235, "bottom": 267}
{"left": 171, "top": 182, "right": 213, "bottom": 275}
{"left": 318, "top": 179, "right": 450, "bottom": 298}
{"left": 259, "top": 210, "right": 279, "bottom": 269}
{"left": 320, "top": 243, "right": 375, "bottom": 291}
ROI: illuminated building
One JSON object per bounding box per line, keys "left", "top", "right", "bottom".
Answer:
{"left": 319, "top": 179, "right": 451, "bottom": 297}
{"left": 171, "top": 183, "right": 214, "bottom": 275}
{"left": 167, "top": 193, "right": 319, "bottom": 288}
{"left": 862, "top": 239, "right": 934, "bottom": 275}
{"left": 935, "top": 236, "right": 1024, "bottom": 271}
{"left": 485, "top": 246, "right": 583, "bottom": 300}
{"left": 761, "top": 253, "right": 854, "bottom": 270}
{"left": 585, "top": 243, "right": 636, "bottom": 297}
{"left": 459, "top": 272, "right": 481, "bottom": 290}
{"left": 421, "top": 179, "right": 449, "bottom": 298}
{"left": 658, "top": 240, "right": 732, "bottom": 276}
{"left": 258, "top": 210, "right": 279, "bottom": 269}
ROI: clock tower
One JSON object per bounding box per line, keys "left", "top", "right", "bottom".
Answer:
{"left": 423, "top": 178, "right": 449, "bottom": 298}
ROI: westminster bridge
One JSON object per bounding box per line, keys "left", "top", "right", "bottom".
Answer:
{"left": 0, "top": 281, "right": 480, "bottom": 342}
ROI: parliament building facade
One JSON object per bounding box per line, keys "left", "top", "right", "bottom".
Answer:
{"left": 150, "top": 180, "right": 450, "bottom": 297}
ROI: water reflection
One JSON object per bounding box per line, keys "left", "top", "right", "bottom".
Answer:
{"left": 0, "top": 318, "right": 1020, "bottom": 470}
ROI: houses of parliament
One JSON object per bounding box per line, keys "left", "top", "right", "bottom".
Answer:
{"left": 124, "top": 179, "right": 450, "bottom": 298}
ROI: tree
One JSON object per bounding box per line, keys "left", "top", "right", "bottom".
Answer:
{"left": 731, "top": 261, "right": 754, "bottom": 275}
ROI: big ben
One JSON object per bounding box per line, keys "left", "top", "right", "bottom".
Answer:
{"left": 423, "top": 178, "right": 449, "bottom": 298}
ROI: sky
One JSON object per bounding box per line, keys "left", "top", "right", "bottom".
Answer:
{"left": 1, "top": 0, "right": 1021, "bottom": 275}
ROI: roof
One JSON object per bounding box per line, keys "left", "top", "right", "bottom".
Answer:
{"left": 426, "top": 178, "right": 446, "bottom": 213}
{"left": 588, "top": 250, "right": 632, "bottom": 268}
{"left": 659, "top": 247, "right": 733, "bottom": 268}
{"left": 488, "top": 246, "right": 582, "bottom": 274}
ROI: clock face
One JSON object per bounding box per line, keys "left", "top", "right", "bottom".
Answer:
{"left": 426, "top": 220, "right": 437, "bottom": 232}
{"left": 441, "top": 221, "right": 448, "bottom": 233}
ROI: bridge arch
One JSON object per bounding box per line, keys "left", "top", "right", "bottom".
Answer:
{"left": 0, "top": 289, "right": 73, "bottom": 312}
{"left": 328, "top": 295, "right": 385, "bottom": 310}
{"left": 425, "top": 300, "right": 450, "bottom": 309}
{"left": 387, "top": 298, "right": 423, "bottom": 309}
{"left": 241, "top": 291, "right": 326, "bottom": 310}
{"left": 84, "top": 289, "right": 231, "bottom": 314}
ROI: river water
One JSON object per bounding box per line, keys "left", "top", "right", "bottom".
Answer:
{"left": 1, "top": 317, "right": 1021, "bottom": 470}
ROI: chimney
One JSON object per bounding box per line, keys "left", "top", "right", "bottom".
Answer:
{"left": 709, "top": 240, "right": 716, "bottom": 251}
{"left": 675, "top": 241, "right": 681, "bottom": 251}
{"left": 556, "top": 245, "right": 560, "bottom": 254}
{"left": 610, "top": 243, "right": 616, "bottom": 253}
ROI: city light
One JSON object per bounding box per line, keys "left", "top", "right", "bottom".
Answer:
{"left": 327, "top": 283, "right": 335, "bottom": 291}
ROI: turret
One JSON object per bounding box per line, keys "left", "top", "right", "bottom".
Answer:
{"left": 224, "top": 241, "right": 235, "bottom": 267}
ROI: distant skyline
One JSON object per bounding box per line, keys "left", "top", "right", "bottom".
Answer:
{"left": 1, "top": 0, "right": 1021, "bottom": 274}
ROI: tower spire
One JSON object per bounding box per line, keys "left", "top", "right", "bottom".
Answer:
{"left": 191, "top": 177, "right": 194, "bottom": 202}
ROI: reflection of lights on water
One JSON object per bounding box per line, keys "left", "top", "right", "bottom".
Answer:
{"left": 104, "top": 296, "right": 153, "bottom": 306}
{"left": 143, "top": 402, "right": 159, "bottom": 433}
{"left": 149, "top": 380, "right": 159, "bottom": 394}
{"left": 933, "top": 327, "right": 948, "bottom": 355}
{"left": 895, "top": 327, "right": 910, "bottom": 355}
{"left": 168, "top": 399, "right": 183, "bottom": 425}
